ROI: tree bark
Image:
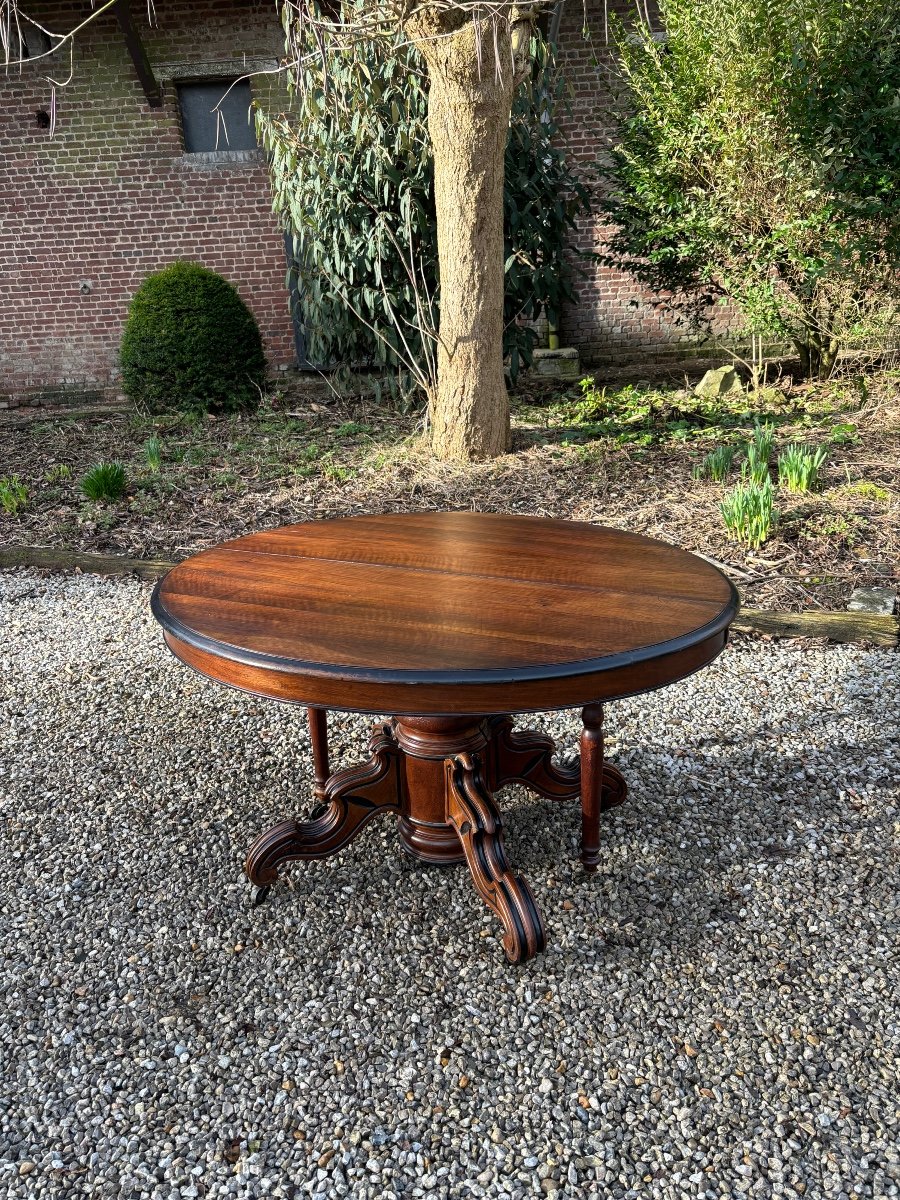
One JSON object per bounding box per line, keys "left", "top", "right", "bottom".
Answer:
{"left": 411, "top": 18, "right": 517, "bottom": 461}
{"left": 794, "top": 338, "right": 812, "bottom": 378}
{"left": 793, "top": 323, "right": 840, "bottom": 380}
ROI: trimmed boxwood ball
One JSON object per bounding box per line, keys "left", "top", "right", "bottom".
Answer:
{"left": 120, "top": 262, "right": 266, "bottom": 414}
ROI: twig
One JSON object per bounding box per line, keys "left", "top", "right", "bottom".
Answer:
{"left": 692, "top": 551, "right": 756, "bottom": 580}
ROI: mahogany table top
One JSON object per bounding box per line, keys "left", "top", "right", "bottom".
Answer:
{"left": 151, "top": 512, "right": 739, "bottom": 715}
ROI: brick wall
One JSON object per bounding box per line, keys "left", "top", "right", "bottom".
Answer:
{"left": 1, "top": 1, "right": 744, "bottom": 407}
{"left": 0, "top": 0, "right": 295, "bottom": 408}
{"left": 555, "top": 1, "right": 740, "bottom": 369}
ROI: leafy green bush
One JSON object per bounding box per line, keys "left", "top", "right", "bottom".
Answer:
{"left": 260, "top": 34, "right": 588, "bottom": 390}
{"left": 602, "top": 0, "right": 900, "bottom": 377}
{"left": 120, "top": 262, "right": 266, "bottom": 414}
{"left": 778, "top": 444, "right": 828, "bottom": 493}
{"left": 721, "top": 479, "right": 777, "bottom": 548}
{"left": 81, "top": 462, "right": 127, "bottom": 502}
{"left": 0, "top": 475, "right": 28, "bottom": 515}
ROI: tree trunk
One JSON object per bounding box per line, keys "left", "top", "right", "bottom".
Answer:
{"left": 793, "top": 333, "right": 840, "bottom": 380}
{"left": 794, "top": 338, "right": 812, "bottom": 378}
{"left": 793, "top": 297, "right": 841, "bottom": 380}
{"left": 412, "top": 21, "right": 516, "bottom": 461}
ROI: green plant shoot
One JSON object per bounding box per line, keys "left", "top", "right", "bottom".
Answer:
{"left": 0, "top": 474, "right": 28, "bottom": 515}
{"left": 81, "top": 462, "right": 128, "bottom": 502}
{"left": 778, "top": 444, "right": 828, "bottom": 493}
{"left": 721, "top": 479, "right": 777, "bottom": 548}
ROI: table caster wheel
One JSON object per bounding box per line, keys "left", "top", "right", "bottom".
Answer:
{"left": 251, "top": 885, "right": 271, "bottom": 908}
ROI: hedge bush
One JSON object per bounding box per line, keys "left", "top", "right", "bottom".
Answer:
{"left": 601, "top": 0, "right": 900, "bottom": 378}
{"left": 120, "top": 262, "right": 266, "bottom": 413}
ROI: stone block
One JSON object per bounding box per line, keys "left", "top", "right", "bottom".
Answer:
{"left": 694, "top": 365, "right": 743, "bottom": 399}
{"left": 848, "top": 587, "right": 897, "bottom": 616}
{"left": 531, "top": 347, "right": 581, "bottom": 380}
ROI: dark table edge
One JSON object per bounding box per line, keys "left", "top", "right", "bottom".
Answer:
{"left": 161, "top": 625, "right": 732, "bottom": 717}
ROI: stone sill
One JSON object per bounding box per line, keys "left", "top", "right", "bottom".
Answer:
{"left": 179, "top": 150, "right": 262, "bottom": 169}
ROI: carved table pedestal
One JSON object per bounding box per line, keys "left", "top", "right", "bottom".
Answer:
{"left": 245, "top": 710, "right": 627, "bottom": 964}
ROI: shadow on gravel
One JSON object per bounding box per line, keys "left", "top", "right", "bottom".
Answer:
{"left": 504, "top": 720, "right": 890, "bottom": 953}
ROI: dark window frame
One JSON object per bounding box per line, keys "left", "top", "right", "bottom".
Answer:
{"left": 176, "top": 77, "right": 258, "bottom": 156}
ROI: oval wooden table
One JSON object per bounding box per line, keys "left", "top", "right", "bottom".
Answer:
{"left": 151, "top": 512, "right": 738, "bottom": 964}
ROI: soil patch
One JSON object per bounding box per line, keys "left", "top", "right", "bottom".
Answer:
{"left": 1, "top": 371, "right": 897, "bottom": 613}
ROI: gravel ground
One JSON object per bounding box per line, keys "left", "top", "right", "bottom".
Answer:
{"left": 1, "top": 570, "right": 898, "bottom": 1200}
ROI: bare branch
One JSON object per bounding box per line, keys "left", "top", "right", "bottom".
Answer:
{"left": 2, "top": 0, "right": 119, "bottom": 68}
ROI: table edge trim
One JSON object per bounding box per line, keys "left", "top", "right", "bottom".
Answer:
{"left": 162, "top": 625, "right": 732, "bottom": 715}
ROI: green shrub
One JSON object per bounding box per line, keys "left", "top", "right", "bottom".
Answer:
{"left": 602, "top": 0, "right": 900, "bottom": 378}
{"left": 721, "top": 479, "right": 776, "bottom": 548}
{"left": 778, "top": 444, "right": 828, "bottom": 493}
{"left": 81, "top": 462, "right": 127, "bottom": 502}
{"left": 120, "top": 262, "right": 266, "bottom": 414}
{"left": 0, "top": 475, "right": 28, "bottom": 515}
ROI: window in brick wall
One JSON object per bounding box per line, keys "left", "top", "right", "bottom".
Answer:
{"left": 13, "top": 26, "right": 52, "bottom": 58}
{"left": 177, "top": 80, "right": 258, "bottom": 154}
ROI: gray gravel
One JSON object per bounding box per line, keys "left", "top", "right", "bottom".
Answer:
{"left": 1, "top": 569, "right": 898, "bottom": 1200}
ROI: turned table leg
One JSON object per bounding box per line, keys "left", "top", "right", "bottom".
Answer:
{"left": 307, "top": 707, "right": 330, "bottom": 803}
{"left": 487, "top": 710, "right": 628, "bottom": 871}
{"left": 580, "top": 703, "right": 604, "bottom": 872}
{"left": 579, "top": 703, "right": 629, "bottom": 871}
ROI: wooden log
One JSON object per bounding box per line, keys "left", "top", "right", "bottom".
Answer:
{"left": 0, "top": 546, "right": 175, "bottom": 580}
{"left": 0, "top": 405, "right": 128, "bottom": 429}
{"left": 734, "top": 607, "right": 898, "bottom": 647}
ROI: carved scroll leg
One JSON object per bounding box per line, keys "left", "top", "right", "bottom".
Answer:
{"left": 307, "top": 707, "right": 330, "bottom": 803}
{"left": 485, "top": 715, "right": 581, "bottom": 800}
{"left": 445, "top": 752, "right": 546, "bottom": 965}
{"left": 246, "top": 724, "right": 402, "bottom": 903}
{"left": 601, "top": 764, "right": 628, "bottom": 812}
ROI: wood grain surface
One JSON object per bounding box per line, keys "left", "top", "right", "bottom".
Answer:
{"left": 152, "top": 512, "right": 738, "bottom": 714}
